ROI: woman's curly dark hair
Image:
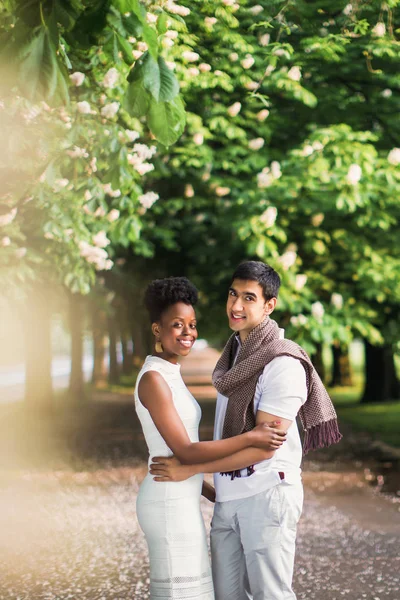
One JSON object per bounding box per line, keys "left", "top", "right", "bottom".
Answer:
{"left": 144, "top": 277, "right": 198, "bottom": 322}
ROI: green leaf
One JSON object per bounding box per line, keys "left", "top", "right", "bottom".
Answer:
{"left": 157, "top": 12, "right": 169, "bottom": 35}
{"left": 158, "top": 56, "right": 179, "bottom": 101}
{"left": 117, "top": 33, "right": 134, "bottom": 65}
{"left": 128, "top": 52, "right": 161, "bottom": 100}
{"left": 148, "top": 95, "right": 186, "bottom": 146}
{"left": 125, "top": 78, "right": 151, "bottom": 117}
{"left": 142, "top": 24, "right": 158, "bottom": 60}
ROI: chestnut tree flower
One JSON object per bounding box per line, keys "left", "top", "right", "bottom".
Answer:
{"left": 227, "top": 102, "right": 242, "bottom": 117}
{"left": 69, "top": 72, "right": 85, "bottom": 86}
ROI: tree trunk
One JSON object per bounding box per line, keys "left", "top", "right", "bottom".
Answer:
{"left": 120, "top": 332, "right": 134, "bottom": 376}
{"left": 331, "top": 344, "right": 353, "bottom": 387}
{"left": 131, "top": 318, "right": 147, "bottom": 366}
{"left": 108, "top": 315, "right": 120, "bottom": 384}
{"left": 92, "top": 310, "right": 108, "bottom": 387}
{"left": 68, "top": 293, "right": 85, "bottom": 402}
{"left": 312, "top": 343, "right": 326, "bottom": 382}
{"left": 361, "top": 341, "right": 400, "bottom": 403}
{"left": 21, "top": 286, "right": 53, "bottom": 410}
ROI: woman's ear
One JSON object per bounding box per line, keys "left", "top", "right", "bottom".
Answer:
{"left": 151, "top": 322, "right": 160, "bottom": 337}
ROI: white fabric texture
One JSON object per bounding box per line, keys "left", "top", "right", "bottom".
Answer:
{"left": 214, "top": 354, "right": 307, "bottom": 502}
{"left": 135, "top": 355, "right": 214, "bottom": 600}
{"left": 211, "top": 483, "right": 304, "bottom": 600}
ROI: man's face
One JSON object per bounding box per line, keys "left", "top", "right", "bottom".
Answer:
{"left": 226, "top": 279, "right": 276, "bottom": 341}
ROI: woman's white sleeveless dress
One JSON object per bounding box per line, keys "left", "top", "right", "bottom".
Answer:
{"left": 135, "top": 355, "right": 215, "bottom": 600}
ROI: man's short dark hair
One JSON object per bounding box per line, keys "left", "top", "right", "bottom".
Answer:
{"left": 231, "top": 261, "right": 281, "bottom": 300}
{"left": 144, "top": 277, "right": 198, "bottom": 322}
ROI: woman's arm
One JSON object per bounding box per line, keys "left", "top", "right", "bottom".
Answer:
{"left": 149, "top": 412, "right": 294, "bottom": 481}
{"left": 138, "top": 371, "right": 286, "bottom": 465}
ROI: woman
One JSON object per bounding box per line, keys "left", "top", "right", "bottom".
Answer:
{"left": 135, "top": 276, "right": 285, "bottom": 600}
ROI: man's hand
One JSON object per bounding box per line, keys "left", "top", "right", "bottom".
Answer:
{"left": 149, "top": 456, "right": 195, "bottom": 482}
{"left": 250, "top": 420, "right": 287, "bottom": 450}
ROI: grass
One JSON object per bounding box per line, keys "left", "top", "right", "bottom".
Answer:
{"left": 330, "top": 375, "right": 400, "bottom": 449}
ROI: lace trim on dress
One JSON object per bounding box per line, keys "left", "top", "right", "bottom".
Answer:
{"left": 150, "top": 570, "right": 214, "bottom": 599}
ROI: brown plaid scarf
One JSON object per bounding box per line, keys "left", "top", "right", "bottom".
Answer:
{"left": 212, "top": 317, "right": 342, "bottom": 479}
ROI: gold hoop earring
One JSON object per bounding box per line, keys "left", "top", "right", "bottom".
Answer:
{"left": 155, "top": 340, "right": 163, "bottom": 353}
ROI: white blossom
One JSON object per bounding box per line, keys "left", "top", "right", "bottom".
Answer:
{"left": 139, "top": 191, "right": 159, "bottom": 209}
{"left": 295, "top": 274, "right": 307, "bottom": 291}
{"left": 184, "top": 184, "right": 195, "bottom": 198}
{"left": 77, "top": 101, "right": 92, "bottom": 114}
{"left": 302, "top": 144, "right": 314, "bottom": 157}
{"left": 245, "top": 81, "right": 258, "bottom": 90}
{"left": 199, "top": 63, "right": 212, "bottom": 72}
{"left": 146, "top": 12, "right": 158, "bottom": 23}
{"left": 215, "top": 186, "right": 230, "bottom": 197}
{"left": 165, "top": 30, "right": 179, "bottom": 39}
{"left": 278, "top": 251, "right": 297, "bottom": 270}
{"left": 257, "top": 109, "right": 270, "bottom": 121}
{"left": 132, "top": 143, "right": 157, "bottom": 161}
{"left": 94, "top": 206, "right": 106, "bottom": 217}
{"left": 193, "top": 133, "right": 204, "bottom": 145}
{"left": 372, "top": 22, "right": 386, "bottom": 37}
{"left": 312, "top": 141, "right": 324, "bottom": 151}
{"left": 265, "top": 65, "right": 275, "bottom": 76}
{"left": 331, "top": 293, "right": 343, "bottom": 310}
{"left": 182, "top": 50, "right": 200, "bottom": 62}
{"left": 250, "top": 4, "right": 263, "bottom": 15}
{"left": 165, "top": 1, "right": 190, "bottom": 16}
{"left": 229, "top": 52, "right": 239, "bottom": 62}
{"left": 132, "top": 50, "right": 144, "bottom": 60}
{"left": 107, "top": 209, "right": 120, "bottom": 222}
{"left": 381, "top": 88, "right": 392, "bottom": 98}
{"left": 287, "top": 66, "right": 302, "bottom": 81}
{"left": 346, "top": 164, "right": 362, "bottom": 185}
{"left": 1, "top": 236, "right": 11, "bottom": 246}
{"left": 67, "top": 146, "right": 89, "bottom": 159}
{"left": 53, "top": 179, "right": 69, "bottom": 191}
{"left": 84, "top": 190, "right": 92, "bottom": 201}
{"left": 103, "top": 183, "right": 121, "bottom": 198}
{"left": 15, "top": 247, "right": 27, "bottom": 258}
{"left": 78, "top": 241, "right": 112, "bottom": 270}
{"left": 270, "top": 161, "right": 282, "bottom": 179}
{"left": 227, "top": 102, "right": 242, "bottom": 117}
{"left": 0, "top": 208, "right": 17, "bottom": 227}
{"left": 388, "top": 148, "right": 400, "bottom": 165}
{"left": 257, "top": 170, "right": 273, "bottom": 188}
{"left": 101, "top": 102, "right": 120, "bottom": 118}
{"left": 342, "top": 4, "right": 353, "bottom": 16}
{"left": 93, "top": 230, "right": 111, "bottom": 248}
{"left": 260, "top": 206, "right": 277, "bottom": 228}
{"left": 249, "top": 137, "right": 264, "bottom": 150}
{"left": 162, "top": 37, "right": 174, "bottom": 49}
{"left": 204, "top": 17, "right": 217, "bottom": 26}
{"left": 89, "top": 157, "right": 97, "bottom": 173}
{"left": 135, "top": 162, "right": 155, "bottom": 176}
{"left": 103, "top": 67, "right": 119, "bottom": 89}
{"left": 241, "top": 55, "right": 255, "bottom": 69}
{"left": 311, "top": 213, "right": 324, "bottom": 227}
{"left": 188, "top": 67, "right": 200, "bottom": 76}
{"left": 259, "top": 33, "right": 270, "bottom": 46}
{"left": 166, "top": 61, "right": 176, "bottom": 70}
{"left": 291, "top": 314, "right": 308, "bottom": 327}
{"left": 124, "top": 130, "right": 140, "bottom": 144}
{"left": 69, "top": 72, "right": 85, "bottom": 86}
{"left": 311, "top": 301, "right": 325, "bottom": 321}
{"left": 222, "top": 0, "right": 235, "bottom": 5}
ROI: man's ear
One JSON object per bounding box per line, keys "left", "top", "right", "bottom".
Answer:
{"left": 265, "top": 297, "right": 277, "bottom": 315}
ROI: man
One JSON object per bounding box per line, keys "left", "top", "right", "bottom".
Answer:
{"left": 151, "top": 260, "right": 341, "bottom": 600}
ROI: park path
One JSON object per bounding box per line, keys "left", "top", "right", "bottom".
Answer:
{"left": 0, "top": 348, "right": 399, "bottom": 600}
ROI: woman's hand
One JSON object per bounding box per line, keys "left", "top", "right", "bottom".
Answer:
{"left": 150, "top": 456, "right": 195, "bottom": 482}
{"left": 250, "top": 421, "right": 287, "bottom": 450}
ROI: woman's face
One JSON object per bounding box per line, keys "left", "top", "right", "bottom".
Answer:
{"left": 153, "top": 302, "right": 198, "bottom": 362}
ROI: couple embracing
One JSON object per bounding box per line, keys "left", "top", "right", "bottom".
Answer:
{"left": 134, "top": 260, "right": 342, "bottom": 600}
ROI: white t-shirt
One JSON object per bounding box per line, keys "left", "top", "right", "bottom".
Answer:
{"left": 213, "top": 353, "right": 307, "bottom": 502}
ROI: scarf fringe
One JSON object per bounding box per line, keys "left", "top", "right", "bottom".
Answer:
{"left": 303, "top": 418, "right": 343, "bottom": 455}
{"left": 220, "top": 465, "right": 255, "bottom": 480}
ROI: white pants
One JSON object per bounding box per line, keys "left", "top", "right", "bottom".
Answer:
{"left": 210, "top": 483, "right": 303, "bottom": 600}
